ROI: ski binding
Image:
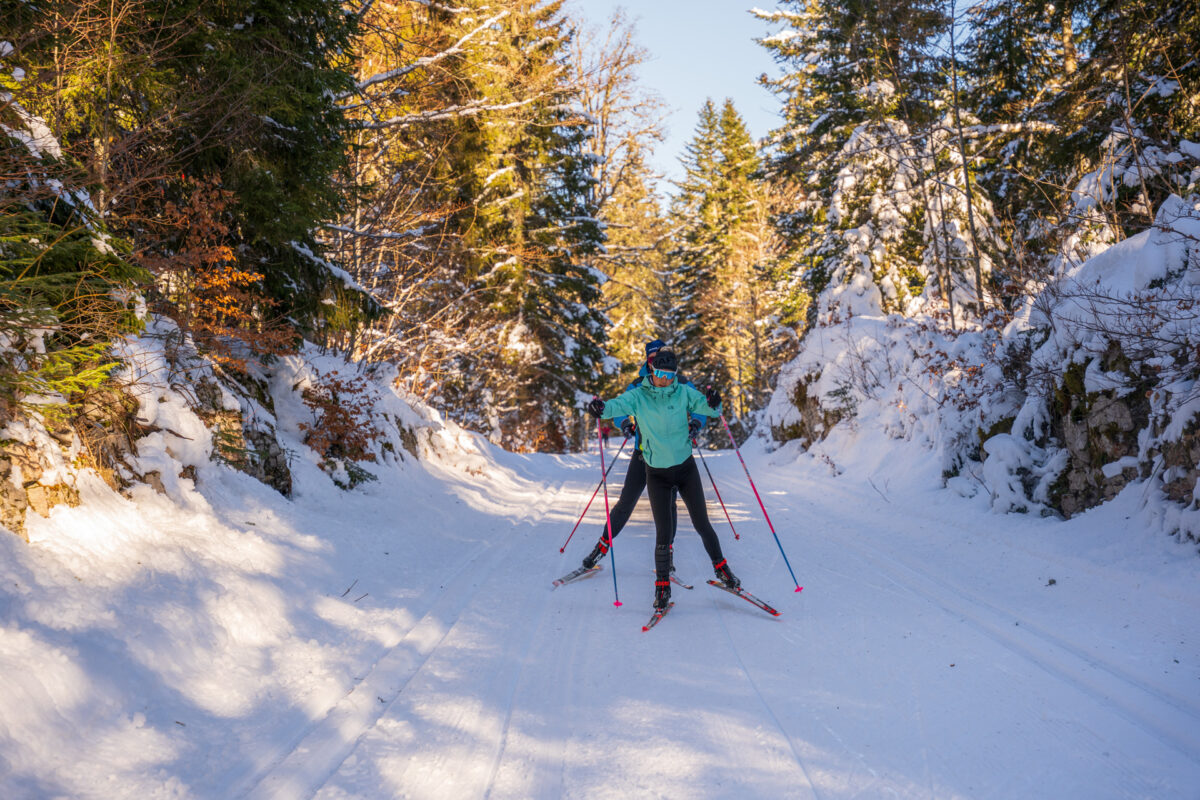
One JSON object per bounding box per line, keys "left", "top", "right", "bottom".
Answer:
{"left": 642, "top": 602, "right": 674, "bottom": 631}
{"left": 552, "top": 565, "right": 602, "bottom": 588}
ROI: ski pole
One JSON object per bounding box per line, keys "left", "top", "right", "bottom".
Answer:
{"left": 719, "top": 413, "right": 803, "bottom": 593}
{"left": 598, "top": 417, "right": 622, "bottom": 607}
{"left": 558, "top": 436, "right": 628, "bottom": 553}
{"left": 693, "top": 440, "right": 739, "bottom": 540}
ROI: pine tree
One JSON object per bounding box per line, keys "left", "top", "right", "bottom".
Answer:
{"left": 961, "top": 0, "right": 1081, "bottom": 286}
{"left": 707, "top": 100, "right": 773, "bottom": 416}
{"left": 174, "top": 0, "right": 367, "bottom": 336}
{"left": 600, "top": 150, "right": 673, "bottom": 383}
{"left": 402, "top": 1, "right": 608, "bottom": 450}
{"left": 1, "top": 100, "right": 148, "bottom": 416}
{"left": 962, "top": 0, "right": 1200, "bottom": 283}
{"left": 4, "top": 0, "right": 370, "bottom": 348}
{"left": 668, "top": 99, "right": 780, "bottom": 419}
{"left": 1043, "top": 0, "right": 1200, "bottom": 260}
{"left": 670, "top": 100, "right": 724, "bottom": 375}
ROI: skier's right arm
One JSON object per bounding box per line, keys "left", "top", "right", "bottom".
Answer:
{"left": 599, "top": 389, "right": 638, "bottom": 421}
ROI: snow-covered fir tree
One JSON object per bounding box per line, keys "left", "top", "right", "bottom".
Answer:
{"left": 756, "top": 0, "right": 999, "bottom": 324}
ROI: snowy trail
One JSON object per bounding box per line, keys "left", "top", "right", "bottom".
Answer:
{"left": 3, "top": 440, "right": 1199, "bottom": 799}
{"left": 291, "top": 446, "right": 1199, "bottom": 799}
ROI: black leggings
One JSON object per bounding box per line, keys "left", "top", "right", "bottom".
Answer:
{"left": 646, "top": 456, "right": 725, "bottom": 581}
{"left": 597, "top": 449, "right": 677, "bottom": 544}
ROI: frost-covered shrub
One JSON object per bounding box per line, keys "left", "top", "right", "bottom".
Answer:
{"left": 993, "top": 195, "right": 1200, "bottom": 533}
{"left": 768, "top": 192, "right": 1200, "bottom": 536}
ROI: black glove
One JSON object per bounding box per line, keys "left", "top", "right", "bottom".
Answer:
{"left": 688, "top": 418, "right": 701, "bottom": 438}
{"left": 620, "top": 418, "right": 635, "bottom": 438}
{"left": 587, "top": 396, "right": 606, "bottom": 418}
{"left": 704, "top": 387, "right": 721, "bottom": 408}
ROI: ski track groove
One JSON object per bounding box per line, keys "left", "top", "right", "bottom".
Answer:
{"left": 238, "top": 536, "right": 507, "bottom": 800}
{"left": 841, "top": 531, "right": 1200, "bottom": 766}
{"left": 708, "top": 579, "right": 822, "bottom": 800}
{"left": 238, "top": 476, "right": 569, "bottom": 800}
{"left": 479, "top": 533, "right": 562, "bottom": 799}
{"left": 798, "top": 477, "right": 1200, "bottom": 768}
{"left": 548, "top": 600, "right": 588, "bottom": 799}
{"left": 698, "top": 451, "right": 1200, "bottom": 794}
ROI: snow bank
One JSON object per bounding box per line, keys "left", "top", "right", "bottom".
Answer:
{"left": 0, "top": 318, "right": 528, "bottom": 797}
{"left": 767, "top": 194, "right": 1200, "bottom": 538}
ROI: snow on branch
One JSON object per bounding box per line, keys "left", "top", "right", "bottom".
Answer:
{"left": 322, "top": 223, "right": 438, "bottom": 241}
{"left": 341, "top": 9, "right": 509, "bottom": 103}
{"left": 352, "top": 97, "right": 541, "bottom": 129}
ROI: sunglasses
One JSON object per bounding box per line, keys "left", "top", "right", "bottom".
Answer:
{"left": 652, "top": 368, "right": 676, "bottom": 380}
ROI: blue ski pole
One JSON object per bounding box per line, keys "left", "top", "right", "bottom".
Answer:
{"left": 597, "top": 418, "right": 622, "bottom": 606}
{"left": 718, "top": 413, "right": 802, "bottom": 593}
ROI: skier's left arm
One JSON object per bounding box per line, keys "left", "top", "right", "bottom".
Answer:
{"left": 684, "top": 384, "right": 722, "bottom": 417}
{"left": 680, "top": 378, "right": 708, "bottom": 430}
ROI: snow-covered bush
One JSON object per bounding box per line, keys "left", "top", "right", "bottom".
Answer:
{"left": 995, "top": 194, "right": 1200, "bottom": 534}
{"left": 768, "top": 193, "right": 1200, "bottom": 539}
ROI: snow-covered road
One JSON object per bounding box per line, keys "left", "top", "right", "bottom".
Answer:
{"left": 2, "top": 434, "right": 1199, "bottom": 799}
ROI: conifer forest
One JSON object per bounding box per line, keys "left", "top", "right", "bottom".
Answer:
{"left": 1, "top": 1, "right": 1198, "bottom": 513}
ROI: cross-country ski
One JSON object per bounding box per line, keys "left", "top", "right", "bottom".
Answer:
{"left": 706, "top": 579, "right": 781, "bottom": 617}
{"left": 551, "top": 565, "right": 602, "bottom": 588}
{"left": 641, "top": 602, "right": 675, "bottom": 632}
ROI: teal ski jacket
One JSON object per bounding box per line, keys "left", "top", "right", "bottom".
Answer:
{"left": 602, "top": 380, "right": 722, "bottom": 469}
{"left": 611, "top": 363, "right": 708, "bottom": 450}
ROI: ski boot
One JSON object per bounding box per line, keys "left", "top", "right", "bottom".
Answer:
{"left": 582, "top": 540, "right": 609, "bottom": 569}
{"left": 713, "top": 559, "right": 740, "bottom": 589}
{"left": 653, "top": 579, "right": 672, "bottom": 610}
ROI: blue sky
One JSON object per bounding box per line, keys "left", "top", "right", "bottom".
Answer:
{"left": 567, "top": 0, "right": 784, "bottom": 188}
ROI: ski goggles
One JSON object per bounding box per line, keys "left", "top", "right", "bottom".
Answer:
{"left": 652, "top": 368, "right": 676, "bottom": 380}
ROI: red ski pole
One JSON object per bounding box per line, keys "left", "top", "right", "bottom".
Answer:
{"left": 597, "top": 417, "right": 621, "bottom": 606}
{"left": 559, "top": 436, "right": 628, "bottom": 553}
{"left": 719, "top": 413, "right": 802, "bottom": 593}
{"left": 694, "top": 440, "right": 739, "bottom": 540}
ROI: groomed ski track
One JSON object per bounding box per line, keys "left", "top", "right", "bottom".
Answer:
{"left": 230, "top": 444, "right": 1199, "bottom": 799}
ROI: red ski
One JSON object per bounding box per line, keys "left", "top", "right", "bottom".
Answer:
{"left": 552, "top": 565, "right": 602, "bottom": 588}
{"left": 642, "top": 602, "right": 674, "bottom": 631}
{"left": 706, "top": 580, "right": 781, "bottom": 617}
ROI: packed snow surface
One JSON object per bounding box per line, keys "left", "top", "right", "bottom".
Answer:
{"left": 1, "top": 428, "right": 1198, "bottom": 799}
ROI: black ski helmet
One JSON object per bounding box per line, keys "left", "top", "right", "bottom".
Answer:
{"left": 651, "top": 348, "right": 678, "bottom": 372}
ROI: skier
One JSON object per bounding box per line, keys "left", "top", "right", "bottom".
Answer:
{"left": 587, "top": 348, "right": 738, "bottom": 612}
{"left": 580, "top": 339, "right": 707, "bottom": 573}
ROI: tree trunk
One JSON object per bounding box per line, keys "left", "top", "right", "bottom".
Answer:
{"left": 949, "top": 16, "right": 986, "bottom": 312}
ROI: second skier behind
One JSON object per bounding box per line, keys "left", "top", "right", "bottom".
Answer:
{"left": 586, "top": 348, "right": 740, "bottom": 612}
{"left": 580, "top": 338, "right": 707, "bottom": 574}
